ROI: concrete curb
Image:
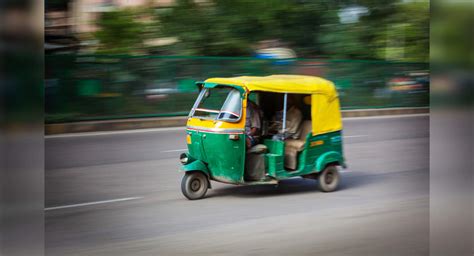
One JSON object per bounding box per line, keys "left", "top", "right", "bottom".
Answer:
{"left": 45, "top": 107, "right": 428, "bottom": 135}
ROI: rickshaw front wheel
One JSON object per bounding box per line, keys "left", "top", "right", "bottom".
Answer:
{"left": 181, "top": 172, "right": 209, "bottom": 200}
{"left": 318, "top": 165, "right": 340, "bottom": 192}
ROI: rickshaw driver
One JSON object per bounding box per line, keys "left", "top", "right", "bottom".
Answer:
{"left": 244, "top": 99, "right": 266, "bottom": 181}
{"left": 245, "top": 100, "right": 263, "bottom": 149}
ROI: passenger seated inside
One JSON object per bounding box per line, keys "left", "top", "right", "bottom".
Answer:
{"left": 268, "top": 95, "right": 303, "bottom": 140}
{"left": 265, "top": 94, "right": 308, "bottom": 171}
{"left": 284, "top": 120, "right": 312, "bottom": 170}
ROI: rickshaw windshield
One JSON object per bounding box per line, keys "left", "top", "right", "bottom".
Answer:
{"left": 191, "top": 87, "right": 242, "bottom": 121}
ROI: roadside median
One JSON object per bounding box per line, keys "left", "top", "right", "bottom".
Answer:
{"left": 45, "top": 107, "right": 428, "bottom": 135}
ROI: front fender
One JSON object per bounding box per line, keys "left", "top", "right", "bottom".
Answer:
{"left": 180, "top": 160, "right": 210, "bottom": 178}
{"left": 315, "top": 151, "right": 344, "bottom": 172}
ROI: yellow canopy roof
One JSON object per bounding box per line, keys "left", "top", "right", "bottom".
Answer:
{"left": 205, "top": 75, "right": 343, "bottom": 135}
{"left": 205, "top": 75, "right": 337, "bottom": 97}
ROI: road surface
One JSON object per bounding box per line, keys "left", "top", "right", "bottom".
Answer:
{"left": 45, "top": 114, "right": 429, "bottom": 256}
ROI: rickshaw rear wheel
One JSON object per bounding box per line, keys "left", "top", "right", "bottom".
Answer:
{"left": 318, "top": 165, "right": 340, "bottom": 192}
{"left": 181, "top": 172, "right": 209, "bottom": 200}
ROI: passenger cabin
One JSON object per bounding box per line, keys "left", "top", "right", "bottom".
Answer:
{"left": 192, "top": 75, "right": 344, "bottom": 183}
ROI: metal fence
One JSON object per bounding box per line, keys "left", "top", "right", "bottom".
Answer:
{"left": 45, "top": 55, "right": 429, "bottom": 123}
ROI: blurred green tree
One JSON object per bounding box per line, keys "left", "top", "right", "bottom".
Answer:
{"left": 91, "top": 0, "right": 429, "bottom": 61}
{"left": 158, "top": 0, "right": 333, "bottom": 56}
{"left": 320, "top": 1, "right": 429, "bottom": 62}
{"left": 94, "top": 9, "right": 146, "bottom": 54}
{"left": 373, "top": 1, "right": 429, "bottom": 62}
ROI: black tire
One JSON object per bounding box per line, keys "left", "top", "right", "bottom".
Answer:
{"left": 318, "top": 165, "right": 340, "bottom": 192}
{"left": 181, "top": 172, "right": 209, "bottom": 200}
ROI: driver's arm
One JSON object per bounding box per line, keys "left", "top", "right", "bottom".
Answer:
{"left": 248, "top": 127, "right": 259, "bottom": 136}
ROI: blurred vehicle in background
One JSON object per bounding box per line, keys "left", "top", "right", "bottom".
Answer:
{"left": 255, "top": 39, "right": 297, "bottom": 65}
{"left": 133, "top": 78, "right": 198, "bottom": 100}
{"left": 388, "top": 71, "right": 430, "bottom": 94}
{"left": 133, "top": 81, "right": 179, "bottom": 100}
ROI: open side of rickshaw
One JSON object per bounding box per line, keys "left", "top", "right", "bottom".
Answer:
{"left": 179, "top": 75, "right": 346, "bottom": 200}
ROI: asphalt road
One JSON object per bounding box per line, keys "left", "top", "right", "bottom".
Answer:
{"left": 45, "top": 114, "right": 429, "bottom": 256}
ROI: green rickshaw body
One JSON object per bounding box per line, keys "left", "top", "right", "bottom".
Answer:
{"left": 183, "top": 128, "right": 246, "bottom": 184}
{"left": 263, "top": 131, "right": 344, "bottom": 179}
{"left": 180, "top": 75, "right": 345, "bottom": 187}
{"left": 181, "top": 129, "right": 345, "bottom": 184}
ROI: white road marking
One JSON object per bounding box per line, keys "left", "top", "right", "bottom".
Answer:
{"left": 45, "top": 197, "right": 143, "bottom": 211}
{"left": 343, "top": 135, "right": 368, "bottom": 138}
{"left": 162, "top": 149, "right": 187, "bottom": 153}
{"left": 45, "top": 113, "right": 427, "bottom": 138}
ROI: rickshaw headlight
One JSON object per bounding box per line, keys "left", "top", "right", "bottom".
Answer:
{"left": 180, "top": 153, "right": 189, "bottom": 165}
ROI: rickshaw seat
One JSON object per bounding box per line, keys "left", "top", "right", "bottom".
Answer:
{"left": 284, "top": 121, "right": 312, "bottom": 170}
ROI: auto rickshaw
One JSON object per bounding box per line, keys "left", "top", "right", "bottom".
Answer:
{"left": 179, "top": 75, "right": 346, "bottom": 200}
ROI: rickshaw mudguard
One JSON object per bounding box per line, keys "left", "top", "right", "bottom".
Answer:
{"left": 180, "top": 160, "right": 210, "bottom": 178}
{"left": 315, "top": 151, "right": 344, "bottom": 172}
